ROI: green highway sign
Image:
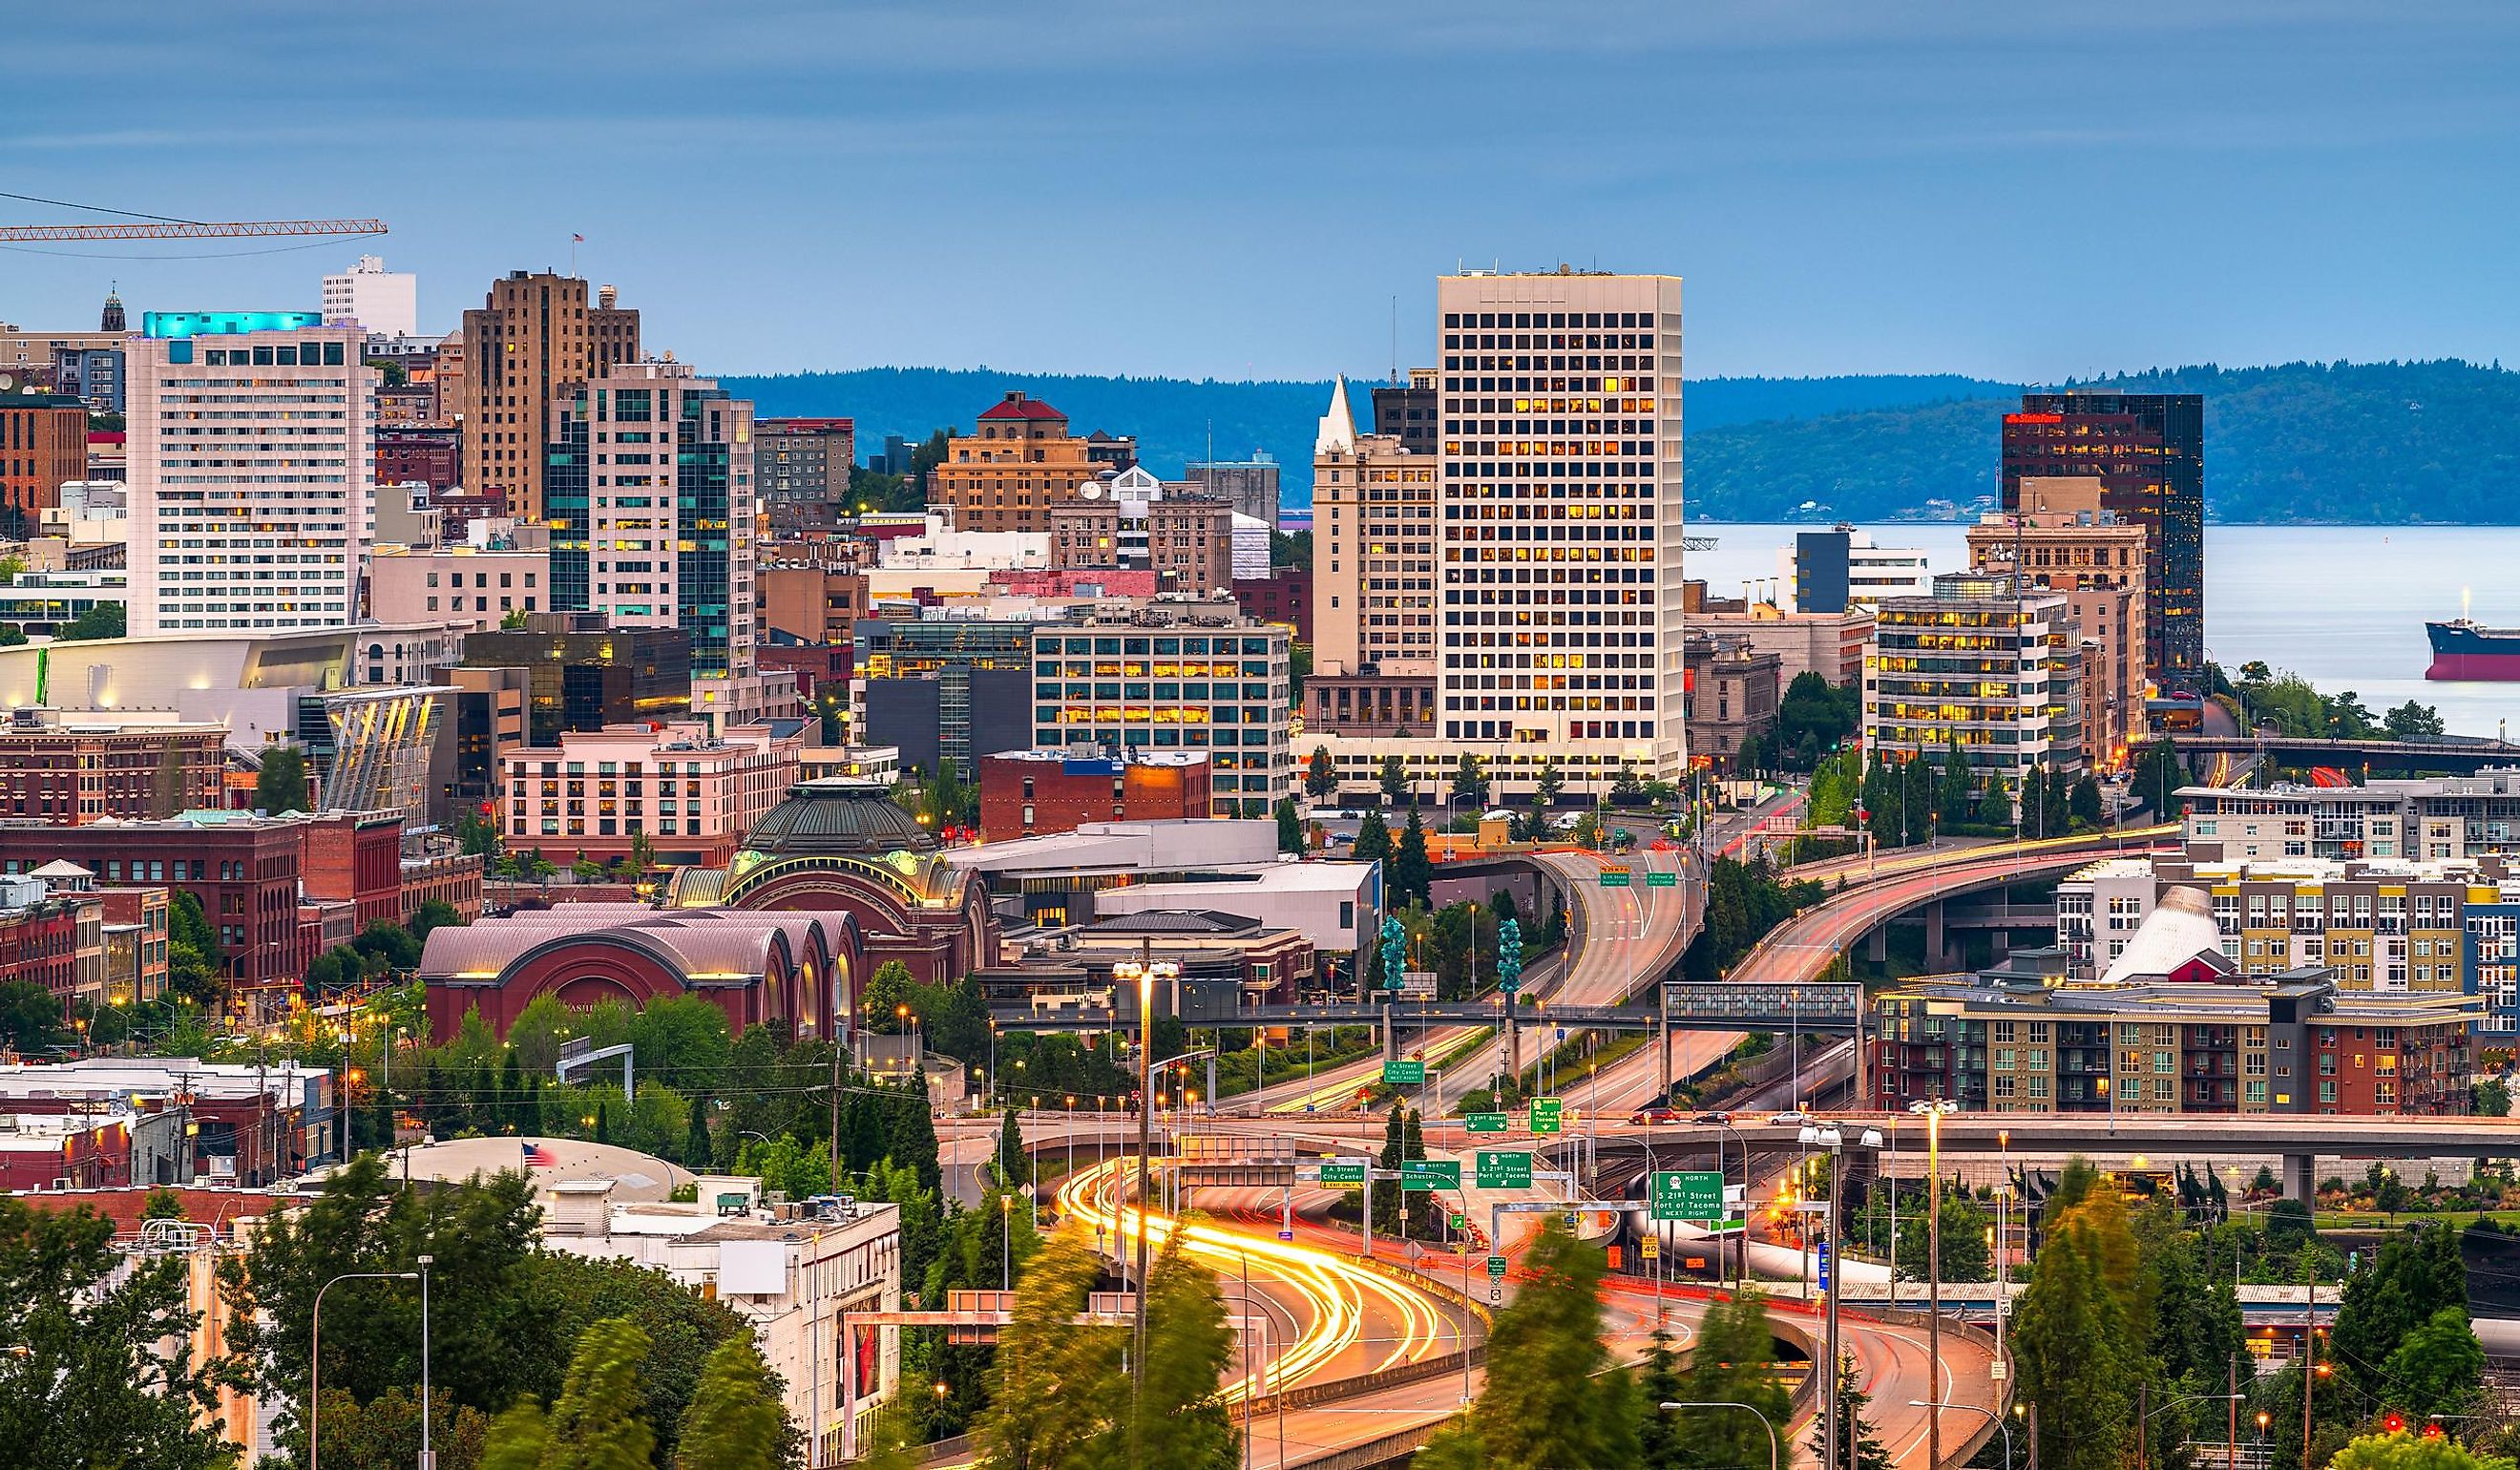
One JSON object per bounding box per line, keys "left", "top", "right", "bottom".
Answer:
{"left": 1465, "top": 1112, "right": 1511, "bottom": 1134}
{"left": 1383, "top": 1059, "right": 1426, "bottom": 1086}
{"left": 1318, "top": 1162, "right": 1367, "bottom": 1186}
{"left": 1651, "top": 1170, "right": 1726, "bottom": 1222}
{"left": 1599, "top": 867, "right": 1632, "bottom": 887}
{"left": 1486, "top": 1254, "right": 1508, "bottom": 1281}
{"left": 1475, "top": 1150, "right": 1534, "bottom": 1189}
{"left": 1450, "top": 1213, "right": 1467, "bottom": 1230}
{"left": 1528, "top": 1098, "right": 1564, "bottom": 1134}
{"left": 1399, "top": 1159, "right": 1461, "bottom": 1191}
{"left": 1646, "top": 870, "right": 1678, "bottom": 888}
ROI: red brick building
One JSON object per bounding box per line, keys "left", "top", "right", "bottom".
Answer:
{"left": 0, "top": 1114, "right": 128, "bottom": 1190}
{"left": 1234, "top": 568, "right": 1312, "bottom": 643}
{"left": 0, "top": 714, "right": 228, "bottom": 825}
{"left": 979, "top": 750, "right": 1213, "bottom": 842}
{"left": 0, "top": 893, "right": 103, "bottom": 1017}
{"left": 377, "top": 427, "right": 461, "bottom": 494}
{"left": 0, "top": 391, "right": 89, "bottom": 520}
{"left": 0, "top": 813, "right": 399, "bottom": 1022}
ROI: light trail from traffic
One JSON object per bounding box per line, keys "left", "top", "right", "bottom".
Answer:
{"left": 1056, "top": 1156, "right": 1461, "bottom": 1396}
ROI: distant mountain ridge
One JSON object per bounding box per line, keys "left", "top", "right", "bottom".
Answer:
{"left": 723, "top": 359, "right": 2520, "bottom": 523}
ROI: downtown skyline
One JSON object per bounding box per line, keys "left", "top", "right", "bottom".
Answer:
{"left": 5, "top": 1, "right": 2520, "bottom": 384}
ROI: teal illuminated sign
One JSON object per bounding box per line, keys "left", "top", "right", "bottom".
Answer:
{"left": 141, "top": 311, "right": 324, "bottom": 339}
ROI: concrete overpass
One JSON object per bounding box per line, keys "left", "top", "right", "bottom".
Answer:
{"left": 2173, "top": 733, "right": 2520, "bottom": 773}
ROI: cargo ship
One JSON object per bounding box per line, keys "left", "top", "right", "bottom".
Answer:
{"left": 2426, "top": 618, "right": 2520, "bottom": 681}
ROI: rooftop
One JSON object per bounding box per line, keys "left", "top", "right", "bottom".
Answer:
{"left": 977, "top": 391, "right": 1067, "bottom": 423}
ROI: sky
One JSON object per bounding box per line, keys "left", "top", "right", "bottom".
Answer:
{"left": 8, "top": 1, "right": 2520, "bottom": 384}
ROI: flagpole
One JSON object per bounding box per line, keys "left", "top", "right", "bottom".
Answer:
{"left": 570, "top": 234, "right": 578, "bottom": 279}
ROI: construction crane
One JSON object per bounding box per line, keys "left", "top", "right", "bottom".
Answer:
{"left": 0, "top": 218, "right": 386, "bottom": 242}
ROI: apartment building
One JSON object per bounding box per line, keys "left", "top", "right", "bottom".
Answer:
{"left": 127, "top": 314, "right": 373, "bottom": 636}
{"left": 368, "top": 544, "right": 550, "bottom": 629}
{"left": 498, "top": 718, "right": 805, "bottom": 868}
{"left": 757, "top": 417, "right": 854, "bottom": 521}
{"left": 0, "top": 389, "right": 89, "bottom": 522}
{"left": 2181, "top": 767, "right": 2520, "bottom": 863}
{"left": 1966, "top": 476, "right": 2148, "bottom": 769}
{"left": 2059, "top": 855, "right": 2473, "bottom": 994}
{"left": 1862, "top": 571, "right": 2085, "bottom": 784}
{"left": 1872, "top": 900, "right": 2475, "bottom": 1116}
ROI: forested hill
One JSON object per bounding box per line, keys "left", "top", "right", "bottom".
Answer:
{"left": 724, "top": 359, "right": 2520, "bottom": 523}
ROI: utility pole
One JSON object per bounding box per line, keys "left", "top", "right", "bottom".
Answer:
{"left": 1129, "top": 949, "right": 1157, "bottom": 1408}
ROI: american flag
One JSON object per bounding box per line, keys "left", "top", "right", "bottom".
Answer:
{"left": 524, "top": 1143, "right": 558, "bottom": 1168}
{"left": 572, "top": 233, "right": 585, "bottom": 243}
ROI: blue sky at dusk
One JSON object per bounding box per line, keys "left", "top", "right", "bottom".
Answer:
{"left": 8, "top": 1, "right": 2518, "bottom": 383}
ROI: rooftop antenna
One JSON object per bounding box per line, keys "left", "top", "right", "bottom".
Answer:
{"left": 1390, "top": 295, "right": 1398, "bottom": 385}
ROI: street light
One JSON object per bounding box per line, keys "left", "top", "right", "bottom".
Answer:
{"left": 1803, "top": 1122, "right": 1884, "bottom": 1470}
{"left": 1913, "top": 1400, "right": 2012, "bottom": 1470}
{"left": 2140, "top": 1393, "right": 2243, "bottom": 1470}
{"left": 310, "top": 1270, "right": 418, "bottom": 1470}
{"left": 1661, "top": 1401, "right": 1781, "bottom": 1470}
{"left": 1907, "top": 1098, "right": 1959, "bottom": 1470}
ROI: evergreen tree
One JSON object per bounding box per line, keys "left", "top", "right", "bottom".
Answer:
{"left": 2014, "top": 1179, "right": 2139, "bottom": 1470}
{"left": 2069, "top": 773, "right": 2105, "bottom": 829}
{"left": 1354, "top": 808, "right": 1393, "bottom": 865}
{"left": 1305, "top": 745, "right": 1337, "bottom": 800}
{"left": 2021, "top": 765, "right": 2050, "bottom": 840}
{"left": 1392, "top": 808, "right": 1433, "bottom": 907}
{"left": 257, "top": 743, "right": 310, "bottom": 813}
{"left": 1375, "top": 1105, "right": 1408, "bottom": 1237}
{"left": 499, "top": 1050, "right": 530, "bottom": 1134}
{"left": 683, "top": 1099, "right": 712, "bottom": 1169}
{"left": 1380, "top": 754, "right": 1412, "bottom": 806}
{"left": 1274, "top": 796, "right": 1305, "bottom": 854}
{"left": 1416, "top": 1217, "right": 1638, "bottom": 1470}
{"left": 1450, "top": 753, "right": 1488, "bottom": 810}
{"left": 1828, "top": 1352, "right": 1894, "bottom": 1470}
{"left": 672, "top": 1335, "right": 788, "bottom": 1470}
{"left": 995, "top": 1107, "right": 1031, "bottom": 1188}
{"left": 1132, "top": 1231, "right": 1239, "bottom": 1469}
{"left": 978, "top": 1228, "right": 1123, "bottom": 1470}
{"left": 1677, "top": 1285, "right": 1792, "bottom": 1470}
{"left": 1635, "top": 1331, "right": 1688, "bottom": 1470}
{"left": 539, "top": 1315, "right": 655, "bottom": 1470}
{"left": 1938, "top": 734, "right": 1975, "bottom": 828}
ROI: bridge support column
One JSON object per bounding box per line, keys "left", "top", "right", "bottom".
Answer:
{"left": 1381, "top": 1004, "right": 1399, "bottom": 1062}
{"left": 1925, "top": 899, "right": 1948, "bottom": 972}
{"left": 1657, "top": 1016, "right": 1672, "bottom": 1102}
{"left": 1867, "top": 926, "right": 1887, "bottom": 964}
{"left": 2282, "top": 1153, "right": 2317, "bottom": 1204}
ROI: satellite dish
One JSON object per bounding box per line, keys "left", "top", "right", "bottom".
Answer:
{"left": 0, "top": 374, "right": 15, "bottom": 392}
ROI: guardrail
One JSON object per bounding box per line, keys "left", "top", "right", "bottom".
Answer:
{"left": 1851, "top": 1307, "right": 2014, "bottom": 1470}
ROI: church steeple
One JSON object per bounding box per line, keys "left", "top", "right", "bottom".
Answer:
{"left": 99, "top": 284, "right": 125, "bottom": 333}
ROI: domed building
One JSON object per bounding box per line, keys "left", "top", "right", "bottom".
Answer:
{"left": 420, "top": 782, "right": 992, "bottom": 1045}
{"left": 668, "top": 778, "right": 994, "bottom": 1004}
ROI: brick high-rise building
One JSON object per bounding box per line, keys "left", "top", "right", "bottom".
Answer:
{"left": 0, "top": 712, "right": 227, "bottom": 823}
{"left": 452, "top": 273, "right": 640, "bottom": 525}
{"left": 978, "top": 749, "right": 1212, "bottom": 841}
{"left": 0, "top": 389, "right": 89, "bottom": 524}
{"left": 1148, "top": 495, "right": 1233, "bottom": 594}
{"left": 1966, "top": 476, "right": 2149, "bottom": 769}
{"left": 2001, "top": 390, "right": 2204, "bottom": 688}
{"left": 757, "top": 417, "right": 854, "bottom": 522}
{"left": 931, "top": 392, "right": 1102, "bottom": 535}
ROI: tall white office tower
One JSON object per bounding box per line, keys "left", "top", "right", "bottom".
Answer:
{"left": 321, "top": 255, "right": 419, "bottom": 338}
{"left": 1434, "top": 271, "right": 1686, "bottom": 783}
{"left": 128, "top": 313, "right": 376, "bottom": 635}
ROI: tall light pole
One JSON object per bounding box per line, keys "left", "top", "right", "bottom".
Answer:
{"left": 1660, "top": 1401, "right": 1781, "bottom": 1470}
{"left": 418, "top": 1254, "right": 433, "bottom": 1470}
{"left": 1805, "top": 1122, "right": 1884, "bottom": 1470}
{"left": 309, "top": 1270, "right": 417, "bottom": 1470}
{"left": 1908, "top": 1098, "right": 1958, "bottom": 1470}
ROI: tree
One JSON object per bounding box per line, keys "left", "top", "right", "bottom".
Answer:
{"left": 1417, "top": 1216, "right": 1638, "bottom": 1470}
{"left": 1774, "top": 671, "right": 1858, "bottom": 767}
{"left": 0, "top": 977, "right": 59, "bottom": 1053}
{"left": 672, "top": 1335, "right": 791, "bottom": 1470}
{"left": 2013, "top": 1170, "right": 2141, "bottom": 1470}
{"left": 1274, "top": 796, "right": 1305, "bottom": 854}
{"left": 977, "top": 1228, "right": 1124, "bottom": 1469}
{"left": 1392, "top": 807, "right": 1433, "bottom": 907}
{"left": 0, "top": 1198, "right": 237, "bottom": 1470}
{"left": 1530, "top": 760, "right": 1564, "bottom": 815}
{"left": 2475, "top": 1078, "right": 2512, "bottom": 1118}
{"left": 1450, "top": 753, "right": 1488, "bottom": 809}
{"left": 2384, "top": 701, "right": 2448, "bottom": 741}
{"left": 1672, "top": 1284, "right": 1789, "bottom": 1470}
{"left": 995, "top": 1107, "right": 1031, "bottom": 1188}
{"left": 1354, "top": 808, "right": 1392, "bottom": 865}
{"left": 1634, "top": 1332, "right": 1688, "bottom": 1470}
{"left": 2133, "top": 741, "right": 2188, "bottom": 819}
{"left": 2069, "top": 773, "right": 2105, "bottom": 829}
{"left": 1977, "top": 771, "right": 2013, "bottom": 830}
{"left": 1131, "top": 1228, "right": 1238, "bottom": 1470}
{"left": 1827, "top": 1352, "right": 1894, "bottom": 1470}
{"left": 1937, "top": 734, "right": 1975, "bottom": 828}
{"left": 312, "top": 1387, "right": 493, "bottom": 1470}
{"left": 1895, "top": 1186, "right": 1992, "bottom": 1282}
{"left": 2333, "top": 1223, "right": 2471, "bottom": 1410}
{"left": 504, "top": 1315, "right": 656, "bottom": 1470}
{"left": 54, "top": 600, "right": 124, "bottom": 640}
{"left": 1735, "top": 730, "right": 1766, "bottom": 775}
{"left": 862, "top": 960, "right": 916, "bottom": 1033}
{"left": 2381, "top": 1307, "right": 2488, "bottom": 1420}
{"left": 1305, "top": 745, "right": 1337, "bottom": 800}
{"left": 412, "top": 898, "right": 465, "bottom": 940}
{"left": 2325, "top": 1431, "right": 2514, "bottom": 1470}
{"left": 1379, "top": 754, "right": 1412, "bottom": 807}
{"left": 257, "top": 743, "right": 311, "bottom": 813}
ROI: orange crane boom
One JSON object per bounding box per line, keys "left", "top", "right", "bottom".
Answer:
{"left": 0, "top": 218, "right": 387, "bottom": 242}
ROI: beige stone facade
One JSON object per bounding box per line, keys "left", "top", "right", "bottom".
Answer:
{"left": 1148, "top": 495, "right": 1233, "bottom": 594}
{"left": 452, "top": 273, "right": 640, "bottom": 524}
{"left": 931, "top": 392, "right": 1103, "bottom": 535}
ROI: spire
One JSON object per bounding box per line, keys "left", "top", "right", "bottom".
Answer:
{"left": 99, "top": 283, "right": 125, "bottom": 333}
{"left": 1314, "top": 374, "right": 1357, "bottom": 457}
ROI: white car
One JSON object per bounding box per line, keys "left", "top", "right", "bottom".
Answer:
{"left": 1769, "top": 1109, "right": 1814, "bottom": 1126}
